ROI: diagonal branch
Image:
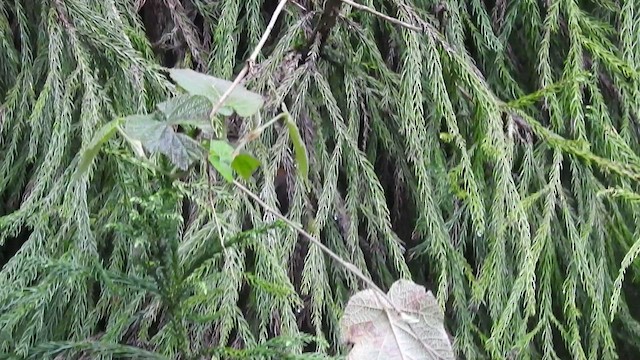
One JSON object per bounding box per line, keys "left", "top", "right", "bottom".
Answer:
{"left": 304, "top": 0, "right": 422, "bottom": 57}
{"left": 233, "top": 178, "right": 401, "bottom": 313}
{"left": 342, "top": 0, "right": 421, "bottom": 31}
{"left": 207, "top": 0, "right": 290, "bottom": 120}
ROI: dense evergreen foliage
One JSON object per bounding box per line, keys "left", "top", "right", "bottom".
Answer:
{"left": 2, "top": 0, "right": 640, "bottom": 358}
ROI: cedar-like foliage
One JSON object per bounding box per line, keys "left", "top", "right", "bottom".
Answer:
{"left": 2, "top": 0, "right": 640, "bottom": 359}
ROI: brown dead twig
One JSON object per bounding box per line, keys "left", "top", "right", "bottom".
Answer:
{"left": 207, "top": 0, "right": 290, "bottom": 119}
{"left": 208, "top": 0, "right": 439, "bottom": 110}
{"left": 342, "top": 0, "right": 421, "bottom": 31}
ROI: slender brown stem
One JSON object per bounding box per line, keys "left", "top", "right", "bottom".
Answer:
{"left": 233, "top": 179, "right": 400, "bottom": 310}
{"left": 208, "top": 0, "right": 290, "bottom": 120}
{"left": 232, "top": 113, "right": 286, "bottom": 157}
{"left": 206, "top": 164, "right": 225, "bottom": 246}
{"left": 341, "top": 0, "right": 421, "bottom": 31}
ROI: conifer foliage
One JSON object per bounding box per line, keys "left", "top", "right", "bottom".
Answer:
{"left": 1, "top": 0, "right": 640, "bottom": 359}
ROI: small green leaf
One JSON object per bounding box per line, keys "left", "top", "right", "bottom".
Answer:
{"left": 209, "top": 139, "right": 235, "bottom": 182}
{"left": 284, "top": 114, "right": 309, "bottom": 179}
{"left": 169, "top": 68, "right": 264, "bottom": 117}
{"left": 232, "top": 153, "right": 261, "bottom": 179}
{"left": 74, "top": 118, "right": 121, "bottom": 180}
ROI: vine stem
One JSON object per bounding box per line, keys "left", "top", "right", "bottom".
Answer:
{"left": 232, "top": 113, "right": 286, "bottom": 157}
{"left": 232, "top": 179, "right": 400, "bottom": 311}
{"left": 208, "top": 0, "right": 290, "bottom": 120}
{"left": 341, "top": 0, "right": 421, "bottom": 31}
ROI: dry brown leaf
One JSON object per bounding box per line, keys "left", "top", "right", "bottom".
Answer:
{"left": 340, "top": 279, "right": 455, "bottom": 360}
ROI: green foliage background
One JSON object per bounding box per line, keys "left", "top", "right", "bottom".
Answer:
{"left": 2, "top": 0, "right": 640, "bottom": 358}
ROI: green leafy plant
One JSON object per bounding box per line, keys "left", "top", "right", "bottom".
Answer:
{"left": 70, "top": 68, "right": 452, "bottom": 359}
{"left": 7, "top": 186, "right": 322, "bottom": 359}
{"left": 75, "top": 69, "right": 307, "bottom": 184}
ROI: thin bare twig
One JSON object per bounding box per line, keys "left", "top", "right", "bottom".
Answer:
{"left": 208, "top": 0, "right": 290, "bottom": 120}
{"left": 288, "top": 0, "right": 308, "bottom": 12}
{"left": 233, "top": 179, "right": 397, "bottom": 304}
{"left": 341, "top": 0, "right": 421, "bottom": 32}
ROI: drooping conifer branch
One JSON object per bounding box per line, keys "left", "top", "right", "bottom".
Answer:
{"left": 2, "top": 0, "right": 640, "bottom": 359}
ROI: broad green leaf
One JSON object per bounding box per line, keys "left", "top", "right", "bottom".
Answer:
{"left": 209, "top": 139, "right": 234, "bottom": 161}
{"left": 209, "top": 154, "right": 234, "bottom": 183}
{"left": 73, "top": 118, "right": 121, "bottom": 180}
{"left": 340, "top": 279, "right": 455, "bottom": 360}
{"left": 168, "top": 68, "right": 264, "bottom": 117}
{"left": 121, "top": 114, "right": 204, "bottom": 170}
{"left": 209, "top": 139, "right": 235, "bottom": 182}
{"left": 120, "top": 114, "right": 164, "bottom": 145}
{"left": 156, "top": 94, "right": 214, "bottom": 132}
{"left": 231, "top": 153, "right": 261, "bottom": 179}
{"left": 168, "top": 69, "right": 232, "bottom": 115}
{"left": 284, "top": 115, "right": 309, "bottom": 179}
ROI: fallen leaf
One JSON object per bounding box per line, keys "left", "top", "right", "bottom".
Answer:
{"left": 340, "top": 279, "right": 455, "bottom": 360}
